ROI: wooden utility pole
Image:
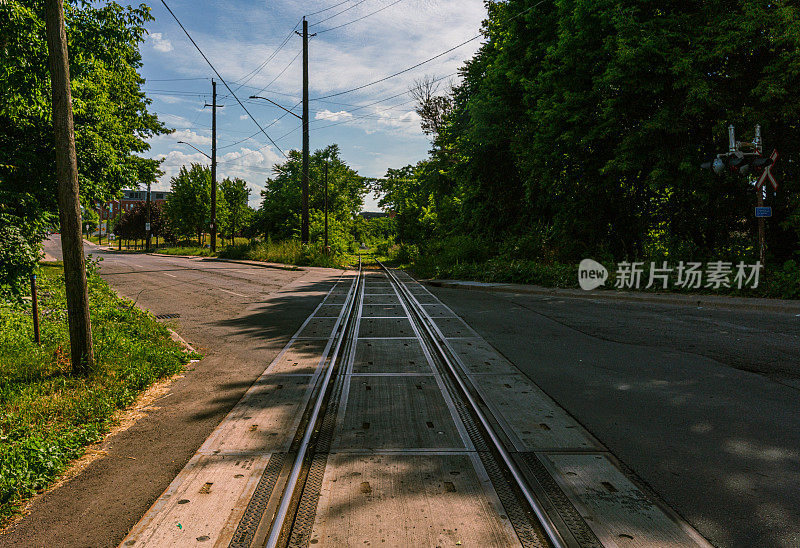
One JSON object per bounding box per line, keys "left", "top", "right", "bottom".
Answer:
{"left": 44, "top": 0, "right": 94, "bottom": 373}
{"left": 301, "top": 17, "right": 310, "bottom": 244}
{"left": 209, "top": 79, "right": 218, "bottom": 252}
{"left": 31, "top": 274, "right": 41, "bottom": 345}
{"left": 324, "top": 160, "right": 329, "bottom": 251}
{"left": 145, "top": 183, "right": 152, "bottom": 251}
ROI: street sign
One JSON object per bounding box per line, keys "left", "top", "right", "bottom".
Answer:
{"left": 755, "top": 207, "right": 772, "bottom": 218}
{"left": 145, "top": 223, "right": 151, "bottom": 231}
{"left": 757, "top": 149, "right": 778, "bottom": 189}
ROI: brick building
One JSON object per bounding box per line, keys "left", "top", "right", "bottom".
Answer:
{"left": 99, "top": 189, "right": 170, "bottom": 222}
{"left": 97, "top": 189, "right": 170, "bottom": 235}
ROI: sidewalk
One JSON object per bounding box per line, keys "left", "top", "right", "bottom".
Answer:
{"left": 426, "top": 279, "right": 800, "bottom": 314}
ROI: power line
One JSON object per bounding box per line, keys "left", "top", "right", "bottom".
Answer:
{"left": 218, "top": 102, "right": 301, "bottom": 150}
{"left": 316, "top": 0, "right": 405, "bottom": 34}
{"left": 312, "top": 36, "right": 478, "bottom": 101}
{"left": 311, "top": 0, "right": 545, "bottom": 101}
{"left": 311, "top": 0, "right": 369, "bottom": 26}
{"left": 306, "top": 0, "right": 355, "bottom": 18}
{"left": 313, "top": 97, "right": 418, "bottom": 131}
{"left": 252, "top": 48, "right": 302, "bottom": 95}
{"left": 160, "top": 0, "right": 288, "bottom": 158}
{"left": 145, "top": 76, "right": 211, "bottom": 82}
{"left": 233, "top": 19, "right": 302, "bottom": 91}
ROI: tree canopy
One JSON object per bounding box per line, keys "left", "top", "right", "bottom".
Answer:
{"left": 378, "top": 0, "right": 800, "bottom": 265}
{"left": 256, "top": 144, "right": 366, "bottom": 242}
{"left": 0, "top": 0, "right": 167, "bottom": 292}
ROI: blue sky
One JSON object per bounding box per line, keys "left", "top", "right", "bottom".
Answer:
{"left": 133, "top": 0, "right": 487, "bottom": 210}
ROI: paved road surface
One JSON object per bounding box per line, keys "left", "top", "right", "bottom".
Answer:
{"left": 0, "top": 237, "right": 346, "bottom": 547}
{"left": 429, "top": 286, "right": 800, "bottom": 548}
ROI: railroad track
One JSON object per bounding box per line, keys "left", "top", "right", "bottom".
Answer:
{"left": 122, "top": 259, "right": 711, "bottom": 548}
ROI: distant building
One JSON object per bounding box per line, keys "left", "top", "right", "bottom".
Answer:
{"left": 359, "top": 211, "right": 394, "bottom": 220}
{"left": 99, "top": 189, "right": 170, "bottom": 222}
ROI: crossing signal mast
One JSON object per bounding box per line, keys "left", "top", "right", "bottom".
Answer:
{"left": 701, "top": 124, "right": 773, "bottom": 176}
{"left": 702, "top": 124, "right": 779, "bottom": 265}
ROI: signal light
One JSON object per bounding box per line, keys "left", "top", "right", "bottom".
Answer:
{"left": 701, "top": 153, "right": 772, "bottom": 176}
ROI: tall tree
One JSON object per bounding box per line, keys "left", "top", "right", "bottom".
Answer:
{"left": 257, "top": 145, "right": 366, "bottom": 240}
{"left": 165, "top": 164, "right": 219, "bottom": 245}
{"left": 0, "top": 0, "right": 167, "bottom": 287}
{"left": 219, "top": 177, "right": 251, "bottom": 245}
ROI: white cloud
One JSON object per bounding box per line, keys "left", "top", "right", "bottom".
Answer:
{"left": 148, "top": 32, "right": 173, "bottom": 53}
{"left": 166, "top": 129, "right": 212, "bottom": 146}
{"left": 315, "top": 109, "right": 352, "bottom": 122}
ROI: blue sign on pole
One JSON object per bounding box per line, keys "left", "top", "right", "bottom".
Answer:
{"left": 755, "top": 207, "right": 772, "bottom": 218}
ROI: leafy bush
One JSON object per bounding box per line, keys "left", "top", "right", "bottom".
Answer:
{"left": 764, "top": 260, "right": 800, "bottom": 299}
{"left": 218, "top": 239, "right": 347, "bottom": 269}
{"left": 0, "top": 264, "right": 191, "bottom": 522}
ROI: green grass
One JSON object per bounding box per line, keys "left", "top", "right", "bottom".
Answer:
{"left": 218, "top": 239, "right": 348, "bottom": 269}
{"left": 0, "top": 261, "right": 193, "bottom": 524}
{"left": 155, "top": 246, "right": 216, "bottom": 257}
{"left": 402, "top": 243, "right": 800, "bottom": 299}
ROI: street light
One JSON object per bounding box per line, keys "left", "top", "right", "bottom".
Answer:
{"left": 248, "top": 96, "right": 302, "bottom": 119}
{"left": 177, "top": 140, "right": 211, "bottom": 160}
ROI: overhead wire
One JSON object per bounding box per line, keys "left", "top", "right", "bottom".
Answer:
{"left": 315, "top": 0, "right": 405, "bottom": 34}
{"left": 233, "top": 19, "right": 302, "bottom": 91}
{"left": 160, "top": 0, "right": 288, "bottom": 158}
{"left": 310, "top": 0, "right": 545, "bottom": 101}
{"left": 311, "top": 0, "right": 369, "bottom": 26}
{"left": 306, "top": 0, "right": 355, "bottom": 18}
{"left": 252, "top": 48, "right": 303, "bottom": 95}
{"left": 311, "top": 36, "right": 477, "bottom": 101}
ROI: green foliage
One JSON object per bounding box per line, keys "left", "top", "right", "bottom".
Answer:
{"left": 379, "top": 0, "right": 800, "bottom": 278}
{"left": 155, "top": 246, "right": 215, "bottom": 257}
{"left": 0, "top": 263, "right": 190, "bottom": 522}
{"left": 0, "top": 0, "right": 167, "bottom": 289}
{"left": 219, "top": 177, "right": 252, "bottom": 245}
{"left": 164, "top": 164, "right": 223, "bottom": 244}
{"left": 218, "top": 239, "right": 346, "bottom": 269}
{"left": 113, "top": 200, "right": 172, "bottom": 243}
{"left": 257, "top": 145, "right": 366, "bottom": 242}
{"left": 0, "top": 193, "right": 55, "bottom": 299}
{"left": 764, "top": 260, "right": 800, "bottom": 299}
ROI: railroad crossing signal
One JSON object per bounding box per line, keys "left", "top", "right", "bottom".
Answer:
{"left": 700, "top": 125, "right": 773, "bottom": 177}
{"left": 756, "top": 149, "right": 779, "bottom": 190}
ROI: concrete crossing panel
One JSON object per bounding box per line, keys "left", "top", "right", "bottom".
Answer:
{"left": 540, "top": 453, "right": 712, "bottom": 547}
{"left": 352, "top": 339, "right": 432, "bottom": 374}
{"left": 199, "top": 375, "right": 313, "bottom": 454}
{"left": 267, "top": 339, "right": 328, "bottom": 375}
{"left": 310, "top": 453, "right": 521, "bottom": 547}
{"left": 447, "top": 338, "right": 518, "bottom": 375}
{"left": 334, "top": 376, "right": 466, "bottom": 450}
{"left": 359, "top": 317, "right": 415, "bottom": 337}
{"left": 121, "top": 453, "right": 272, "bottom": 547}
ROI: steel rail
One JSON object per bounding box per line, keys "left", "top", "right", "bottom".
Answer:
{"left": 378, "top": 261, "right": 567, "bottom": 548}
{"left": 265, "top": 259, "right": 363, "bottom": 548}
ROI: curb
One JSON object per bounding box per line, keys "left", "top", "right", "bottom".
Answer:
{"left": 144, "top": 253, "right": 303, "bottom": 271}
{"left": 167, "top": 328, "right": 199, "bottom": 359}
{"left": 425, "top": 279, "right": 800, "bottom": 314}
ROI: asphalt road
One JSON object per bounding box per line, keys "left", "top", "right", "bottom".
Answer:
{"left": 0, "top": 237, "right": 346, "bottom": 547}
{"left": 428, "top": 286, "right": 800, "bottom": 548}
